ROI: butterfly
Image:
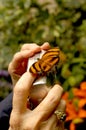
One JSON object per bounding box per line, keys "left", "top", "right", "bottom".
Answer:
{"left": 29, "top": 47, "right": 60, "bottom": 76}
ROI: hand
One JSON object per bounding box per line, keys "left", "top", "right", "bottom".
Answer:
{"left": 8, "top": 42, "right": 50, "bottom": 86}
{"left": 9, "top": 72, "right": 65, "bottom": 130}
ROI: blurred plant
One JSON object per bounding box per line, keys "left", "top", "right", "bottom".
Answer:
{"left": 62, "top": 81, "right": 86, "bottom": 130}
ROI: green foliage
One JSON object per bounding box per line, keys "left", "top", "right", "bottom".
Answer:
{"left": 0, "top": 0, "right": 86, "bottom": 92}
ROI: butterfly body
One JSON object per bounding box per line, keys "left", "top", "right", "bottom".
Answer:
{"left": 29, "top": 47, "right": 60, "bottom": 76}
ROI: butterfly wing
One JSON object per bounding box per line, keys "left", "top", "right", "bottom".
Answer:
{"left": 29, "top": 60, "right": 42, "bottom": 75}
{"left": 29, "top": 47, "right": 60, "bottom": 76}
{"left": 42, "top": 47, "right": 60, "bottom": 59}
{"left": 41, "top": 55, "right": 59, "bottom": 73}
{"left": 40, "top": 47, "right": 60, "bottom": 72}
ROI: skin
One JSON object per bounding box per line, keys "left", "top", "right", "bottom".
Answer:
{"left": 8, "top": 42, "right": 66, "bottom": 130}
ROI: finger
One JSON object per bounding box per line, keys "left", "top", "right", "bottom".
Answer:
{"left": 9, "top": 50, "right": 36, "bottom": 68}
{"left": 8, "top": 51, "right": 32, "bottom": 74}
{"left": 21, "top": 43, "right": 41, "bottom": 53}
{"left": 40, "top": 114, "right": 57, "bottom": 130}
{"left": 33, "top": 85, "right": 63, "bottom": 121}
{"left": 56, "top": 99, "right": 66, "bottom": 112}
{"left": 55, "top": 100, "right": 66, "bottom": 130}
{"left": 12, "top": 72, "right": 35, "bottom": 113}
{"left": 8, "top": 49, "right": 40, "bottom": 76}
{"left": 41, "top": 42, "right": 50, "bottom": 50}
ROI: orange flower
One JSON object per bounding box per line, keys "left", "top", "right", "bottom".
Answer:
{"left": 80, "top": 81, "right": 86, "bottom": 90}
{"left": 78, "top": 98, "right": 86, "bottom": 108}
{"left": 73, "top": 88, "right": 86, "bottom": 98}
{"left": 78, "top": 109, "right": 86, "bottom": 118}
{"left": 66, "top": 101, "right": 78, "bottom": 122}
{"left": 70, "top": 122, "right": 76, "bottom": 130}
{"left": 62, "top": 82, "right": 86, "bottom": 130}
{"left": 62, "top": 92, "right": 68, "bottom": 100}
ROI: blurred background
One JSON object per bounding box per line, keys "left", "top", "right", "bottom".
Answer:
{"left": 0, "top": 0, "right": 86, "bottom": 129}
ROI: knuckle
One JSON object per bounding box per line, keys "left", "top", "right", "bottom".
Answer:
{"left": 9, "top": 113, "right": 21, "bottom": 129}
{"left": 23, "top": 125, "right": 37, "bottom": 130}
{"left": 21, "top": 44, "right": 28, "bottom": 50}
{"left": 14, "top": 86, "right": 24, "bottom": 96}
{"left": 8, "top": 62, "right": 12, "bottom": 73}
{"left": 55, "top": 84, "right": 63, "bottom": 92}
{"left": 14, "top": 81, "right": 28, "bottom": 96}
{"left": 21, "top": 43, "right": 39, "bottom": 51}
{"left": 60, "top": 99, "right": 66, "bottom": 110}
{"left": 13, "top": 52, "right": 20, "bottom": 60}
{"left": 61, "top": 99, "right": 66, "bottom": 106}
{"left": 50, "top": 96, "right": 58, "bottom": 105}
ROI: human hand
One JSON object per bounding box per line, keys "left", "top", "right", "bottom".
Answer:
{"left": 8, "top": 42, "right": 50, "bottom": 86}
{"left": 8, "top": 72, "right": 65, "bottom": 130}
